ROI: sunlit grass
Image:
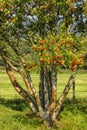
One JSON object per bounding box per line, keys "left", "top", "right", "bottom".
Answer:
{"left": 0, "top": 70, "right": 87, "bottom": 99}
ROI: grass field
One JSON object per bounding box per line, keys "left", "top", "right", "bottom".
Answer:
{"left": 0, "top": 70, "right": 87, "bottom": 99}
{"left": 0, "top": 70, "right": 87, "bottom": 130}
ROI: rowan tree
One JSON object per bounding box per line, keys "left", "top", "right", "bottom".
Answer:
{"left": 0, "top": 0, "right": 87, "bottom": 127}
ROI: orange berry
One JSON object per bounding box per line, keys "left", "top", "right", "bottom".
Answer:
{"left": 77, "top": 61, "right": 83, "bottom": 66}
{"left": 52, "top": 40, "right": 56, "bottom": 44}
{"left": 40, "top": 47, "right": 45, "bottom": 51}
{"left": 49, "top": 58, "right": 53, "bottom": 64}
{"left": 33, "top": 46, "right": 38, "bottom": 51}
{"left": 73, "top": 59, "right": 77, "bottom": 64}
{"left": 40, "top": 40, "right": 46, "bottom": 44}
{"left": 71, "top": 7, "right": 76, "bottom": 11}
{"left": 57, "top": 45, "right": 60, "bottom": 48}
{"left": 40, "top": 59, "right": 46, "bottom": 63}
{"left": 57, "top": 55, "right": 63, "bottom": 58}
{"left": 57, "top": 60, "right": 62, "bottom": 65}
{"left": 61, "top": 41, "right": 65, "bottom": 45}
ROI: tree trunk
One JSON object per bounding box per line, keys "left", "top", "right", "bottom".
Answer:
{"left": 39, "top": 66, "right": 51, "bottom": 111}
{"left": 39, "top": 66, "right": 45, "bottom": 109}
{"left": 2, "top": 55, "right": 44, "bottom": 117}
{"left": 39, "top": 65, "right": 57, "bottom": 111}
{"left": 1, "top": 53, "right": 77, "bottom": 127}
{"left": 44, "top": 67, "right": 52, "bottom": 111}
{"left": 5, "top": 63, "right": 38, "bottom": 112}
{"left": 72, "top": 81, "right": 75, "bottom": 100}
{"left": 49, "top": 65, "right": 57, "bottom": 112}
{"left": 51, "top": 71, "right": 76, "bottom": 122}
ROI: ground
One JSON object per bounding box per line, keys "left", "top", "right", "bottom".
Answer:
{"left": 0, "top": 70, "right": 87, "bottom": 130}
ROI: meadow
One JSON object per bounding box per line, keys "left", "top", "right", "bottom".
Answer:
{"left": 0, "top": 70, "right": 87, "bottom": 130}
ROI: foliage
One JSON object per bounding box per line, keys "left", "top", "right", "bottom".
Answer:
{"left": 0, "top": 0, "right": 86, "bottom": 103}
{"left": 0, "top": 0, "right": 87, "bottom": 70}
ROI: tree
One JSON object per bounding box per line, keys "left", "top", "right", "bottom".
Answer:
{"left": 0, "top": 0, "right": 87, "bottom": 127}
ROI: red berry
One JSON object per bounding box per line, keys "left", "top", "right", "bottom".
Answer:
{"left": 40, "top": 47, "right": 45, "bottom": 51}
{"left": 61, "top": 41, "right": 65, "bottom": 45}
{"left": 49, "top": 59, "right": 53, "bottom": 64}
{"left": 52, "top": 40, "right": 56, "bottom": 44}
{"left": 77, "top": 61, "right": 83, "bottom": 66}
{"left": 57, "top": 60, "right": 62, "bottom": 65}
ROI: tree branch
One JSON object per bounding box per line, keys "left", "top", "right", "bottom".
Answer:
{"left": 51, "top": 71, "right": 76, "bottom": 121}
{"left": 5, "top": 58, "right": 34, "bottom": 96}
{"left": 1, "top": 55, "right": 38, "bottom": 113}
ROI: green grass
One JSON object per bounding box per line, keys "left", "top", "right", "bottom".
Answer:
{"left": 0, "top": 98, "right": 87, "bottom": 130}
{"left": 0, "top": 98, "right": 44, "bottom": 130}
{"left": 0, "top": 70, "right": 87, "bottom": 130}
{"left": 0, "top": 70, "right": 87, "bottom": 99}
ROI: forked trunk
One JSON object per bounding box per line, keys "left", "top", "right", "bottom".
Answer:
{"left": 2, "top": 54, "right": 76, "bottom": 127}
{"left": 39, "top": 65, "right": 57, "bottom": 111}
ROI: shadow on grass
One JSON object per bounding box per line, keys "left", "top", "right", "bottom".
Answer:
{"left": 0, "top": 97, "right": 28, "bottom": 111}
{"left": 61, "top": 98, "right": 87, "bottom": 115}
{"left": 0, "top": 98, "right": 57, "bottom": 129}
{"left": 13, "top": 113, "right": 43, "bottom": 128}
{"left": 0, "top": 97, "right": 87, "bottom": 129}
{"left": 0, "top": 97, "right": 87, "bottom": 114}
{"left": 0, "top": 97, "right": 87, "bottom": 113}
{"left": 0, "top": 97, "right": 45, "bottom": 129}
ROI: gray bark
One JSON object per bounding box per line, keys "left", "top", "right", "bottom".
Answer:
{"left": 72, "top": 81, "right": 75, "bottom": 100}
{"left": 39, "top": 65, "right": 57, "bottom": 112}
{"left": 39, "top": 66, "right": 45, "bottom": 109}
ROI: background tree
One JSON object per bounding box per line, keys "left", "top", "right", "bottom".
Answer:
{"left": 0, "top": 0, "right": 87, "bottom": 127}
